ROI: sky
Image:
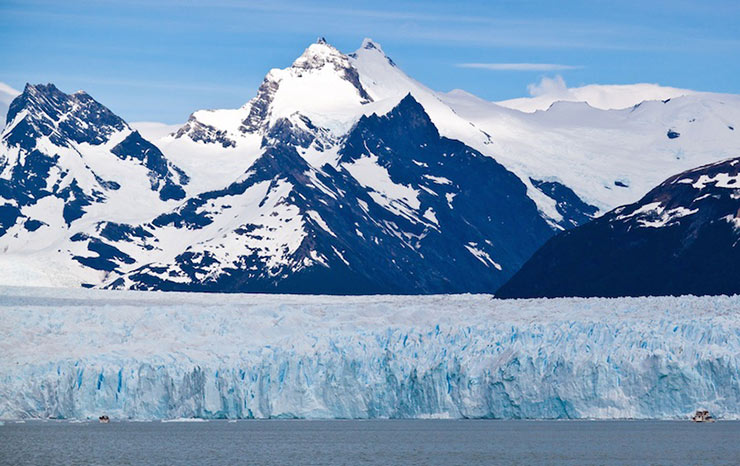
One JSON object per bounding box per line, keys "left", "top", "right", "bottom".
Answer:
{"left": 1, "top": 0, "right": 739, "bottom": 123}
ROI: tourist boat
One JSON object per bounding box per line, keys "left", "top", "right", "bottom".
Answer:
{"left": 98, "top": 415, "right": 110, "bottom": 424}
{"left": 691, "top": 410, "right": 715, "bottom": 422}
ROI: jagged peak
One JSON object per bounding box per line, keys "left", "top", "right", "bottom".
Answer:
{"left": 24, "top": 82, "right": 58, "bottom": 92}
{"left": 19, "top": 82, "right": 65, "bottom": 102}
{"left": 16, "top": 83, "right": 92, "bottom": 109}
{"left": 6, "top": 82, "right": 128, "bottom": 145}
{"left": 8, "top": 83, "right": 65, "bottom": 125}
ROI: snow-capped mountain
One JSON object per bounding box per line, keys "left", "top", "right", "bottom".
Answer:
{"left": 112, "top": 95, "right": 553, "bottom": 293}
{"left": 440, "top": 87, "right": 740, "bottom": 215}
{"left": 0, "top": 38, "right": 739, "bottom": 293}
{"left": 497, "top": 155, "right": 740, "bottom": 298}
{"left": 0, "top": 83, "right": 189, "bottom": 285}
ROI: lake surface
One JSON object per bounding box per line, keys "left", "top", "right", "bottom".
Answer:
{"left": 1, "top": 419, "right": 738, "bottom": 465}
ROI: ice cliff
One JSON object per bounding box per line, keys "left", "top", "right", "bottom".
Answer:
{"left": 0, "top": 287, "right": 738, "bottom": 420}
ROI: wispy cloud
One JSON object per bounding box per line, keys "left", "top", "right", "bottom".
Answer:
{"left": 457, "top": 63, "right": 582, "bottom": 71}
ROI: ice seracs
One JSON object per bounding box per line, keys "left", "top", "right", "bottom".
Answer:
{"left": 1, "top": 287, "right": 739, "bottom": 420}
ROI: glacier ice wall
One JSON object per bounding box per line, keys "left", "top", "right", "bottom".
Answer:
{"left": 0, "top": 287, "right": 739, "bottom": 420}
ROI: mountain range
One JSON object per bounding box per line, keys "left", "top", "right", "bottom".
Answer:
{"left": 1, "top": 38, "right": 739, "bottom": 294}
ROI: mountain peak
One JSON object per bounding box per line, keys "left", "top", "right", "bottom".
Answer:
{"left": 7, "top": 83, "right": 66, "bottom": 126}
{"left": 293, "top": 39, "right": 344, "bottom": 70}
{"left": 348, "top": 93, "right": 437, "bottom": 145}
{"left": 16, "top": 83, "right": 66, "bottom": 108}
{"left": 386, "top": 93, "right": 432, "bottom": 128}
{"left": 239, "top": 39, "right": 372, "bottom": 134}
{"left": 352, "top": 38, "right": 396, "bottom": 67}
{"left": 361, "top": 38, "right": 379, "bottom": 50}
{"left": 5, "top": 83, "right": 127, "bottom": 145}
{"left": 23, "top": 82, "right": 59, "bottom": 94}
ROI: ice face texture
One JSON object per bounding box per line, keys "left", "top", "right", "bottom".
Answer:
{"left": 1, "top": 287, "right": 738, "bottom": 420}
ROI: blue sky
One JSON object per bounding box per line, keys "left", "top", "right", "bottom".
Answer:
{"left": 2, "top": 0, "right": 738, "bottom": 123}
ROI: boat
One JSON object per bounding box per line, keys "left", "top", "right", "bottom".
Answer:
{"left": 98, "top": 415, "right": 110, "bottom": 424}
{"left": 691, "top": 410, "right": 715, "bottom": 422}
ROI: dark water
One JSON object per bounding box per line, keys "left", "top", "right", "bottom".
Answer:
{"left": 1, "top": 420, "right": 738, "bottom": 465}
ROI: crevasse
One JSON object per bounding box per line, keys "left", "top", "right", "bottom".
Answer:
{"left": 0, "top": 287, "right": 738, "bottom": 420}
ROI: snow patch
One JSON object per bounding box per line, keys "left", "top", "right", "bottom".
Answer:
{"left": 464, "top": 243, "right": 502, "bottom": 270}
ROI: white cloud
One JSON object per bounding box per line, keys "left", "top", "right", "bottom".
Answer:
{"left": 526, "top": 75, "right": 569, "bottom": 96}
{"left": 0, "top": 82, "right": 21, "bottom": 105}
{"left": 129, "top": 121, "right": 183, "bottom": 141}
{"left": 497, "top": 75, "right": 696, "bottom": 112}
{"left": 457, "top": 63, "right": 581, "bottom": 71}
{"left": 0, "top": 82, "right": 22, "bottom": 131}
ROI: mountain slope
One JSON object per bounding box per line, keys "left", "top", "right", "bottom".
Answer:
{"left": 496, "top": 156, "right": 740, "bottom": 298}
{"left": 440, "top": 88, "right": 740, "bottom": 215}
{"left": 156, "top": 38, "right": 740, "bottom": 226}
{"left": 108, "top": 95, "right": 553, "bottom": 293}
{"left": 0, "top": 39, "right": 739, "bottom": 293}
{"left": 158, "top": 39, "right": 601, "bottom": 230}
{"left": 0, "top": 84, "right": 188, "bottom": 286}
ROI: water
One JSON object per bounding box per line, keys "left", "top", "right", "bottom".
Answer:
{"left": 1, "top": 420, "right": 738, "bottom": 465}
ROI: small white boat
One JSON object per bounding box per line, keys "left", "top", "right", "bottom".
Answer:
{"left": 691, "top": 410, "right": 715, "bottom": 422}
{"left": 98, "top": 415, "right": 110, "bottom": 424}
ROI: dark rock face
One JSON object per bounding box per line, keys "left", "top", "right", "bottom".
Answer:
{"left": 6, "top": 84, "right": 126, "bottom": 145}
{"left": 111, "top": 131, "right": 188, "bottom": 201}
{"left": 73, "top": 238, "right": 136, "bottom": 272}
{"left": 117, "top": 95, "right": 557, "bottom": 294}
{"left": 175, "top": 115, "right": 236, "bottom": 147}
{"left": 497, "top": 157, "right": 740, "bottom": 298}
{"left": 239, "top": 78, "right": 280, "bottom": 134}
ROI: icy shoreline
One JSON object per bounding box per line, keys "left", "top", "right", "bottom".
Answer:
{"left": 1, "top": 287, "right": 739, "bottom": 420}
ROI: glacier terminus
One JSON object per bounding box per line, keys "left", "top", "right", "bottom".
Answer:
{"left": 1, "top": 287, "right": 738, "bottom": 421}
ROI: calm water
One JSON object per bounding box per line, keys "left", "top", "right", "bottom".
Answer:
{"left": 1, "top": 420, "right": 738, "bottom": 465}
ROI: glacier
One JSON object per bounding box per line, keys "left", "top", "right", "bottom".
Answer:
{"left": 0, "top": 286, "right": 739, "bottom": 420}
